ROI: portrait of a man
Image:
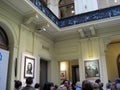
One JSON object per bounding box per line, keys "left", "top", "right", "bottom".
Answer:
{"left": 84, "top": 60, "right": 99, "bottom": 78}
{"left": 24, "top": 56, "right": 35, "bottom": 78}
{"left": 26, "top": 62, "right": 32, "bottom": 74}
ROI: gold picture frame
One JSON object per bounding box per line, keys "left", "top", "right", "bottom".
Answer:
{"left": 84, "top": 60, "right": 100, "bottom": 79}
{"left": 60, "top": 71, "right": 66, "bottom": 80}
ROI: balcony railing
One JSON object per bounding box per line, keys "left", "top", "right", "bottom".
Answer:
{"left": 30, "top": 0, "right": 120, "bottom": 28}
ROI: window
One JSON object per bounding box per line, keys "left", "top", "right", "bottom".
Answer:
{"left": 40, "top": 0, "right": 47, "bottom": 6}
{"left": 59, "top": 0, "right": 75, "bottom": 18}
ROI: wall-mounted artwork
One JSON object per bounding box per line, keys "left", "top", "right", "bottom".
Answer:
{"left": 60, "top": 71, "right": 66, "bottom": 80}
{"left": 84, "top": 60, "right": 100, "bottom": 79}
{"left": 24, "top": 56, "right": 35, "bottom": 78}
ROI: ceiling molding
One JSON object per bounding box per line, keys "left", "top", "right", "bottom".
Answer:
{"left": 78, "top": 28, "right": 85, "bottom": 38}
{"left": 89, "top": 26, "right": 96, "bottom": 36}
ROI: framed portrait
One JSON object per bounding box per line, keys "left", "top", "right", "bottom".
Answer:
{"left": 60, "top": 71, "right": 66, "bottom": 80}
{"left": 84, "top": 60, "right": 100, "bottom": 79}
{"left": 24, "top": 56, "right": 35, "bottom": 78}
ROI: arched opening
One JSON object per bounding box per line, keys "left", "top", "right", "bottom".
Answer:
{"left": 0, "top": 18, "right": 18, "bottom": 90}
{"left": 117, "top": 54, "right": 120, "bottom": 77}
{"left": 0, "top": 26, "right": 9, "bottom": 50}
{"left": 0, "top": 26, "right": 9, "bottom": 90}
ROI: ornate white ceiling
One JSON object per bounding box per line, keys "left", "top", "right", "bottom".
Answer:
{"left": 2, "top": 0, "right": 120, "bottom": 40}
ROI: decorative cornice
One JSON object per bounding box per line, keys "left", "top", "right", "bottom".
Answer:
{"left": 30, "top": 0, "right": 120, "bottom": 28}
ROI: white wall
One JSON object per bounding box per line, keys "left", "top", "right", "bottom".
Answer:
{"left": 47, "top": 0, "right": 59, "bottom": 17}
{"left": 75, "top": 0, "right": 98, "bottom": 14}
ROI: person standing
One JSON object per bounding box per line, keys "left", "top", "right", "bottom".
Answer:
{"left": 75, "top": 82, "right": 82, "bottom": 90}
{"left": 34, "top": 83, "right": 40, "bottom": 90}
{"left": 58, "top": 79, "right": 70, "bottom": 90}
{"left": 43, "top": 82, "right": 55, "bottom": 90}
{"left": 95, "top": 79, "right": 103, "bottom": 90}
{"left": 82, "top": 80, "right": 93, "bottom": 90}
{"left": 14, "top": 80, "right": 22, "bottom": 90}
{"left": 21, "top": 77, "right": 35, "bottom": 90}
{"left": 115, "top": 78, "right": 120, "bottom": 90}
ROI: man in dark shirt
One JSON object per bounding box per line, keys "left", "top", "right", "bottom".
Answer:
{"left": 22, "top": 77, "right": 35, "bottom": 90}
{"left": 95, "top": 79, "right": 103, "bottom": 90}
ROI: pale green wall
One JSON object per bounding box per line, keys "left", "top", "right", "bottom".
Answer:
{"left": 0, "top": 1, "right": 22, "bottom": 90}
{"left": 54, "top": 38, "right": 80, "bottom": 60}
{"left": 54, "top": 37, "right": 108, "bottom": 85}
{"left": 0, "top": 1, "right": 56, "bottom": 90}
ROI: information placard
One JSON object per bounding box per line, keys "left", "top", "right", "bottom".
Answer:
{"left": 0, "top": 49, "right": 9, "bottom": 90}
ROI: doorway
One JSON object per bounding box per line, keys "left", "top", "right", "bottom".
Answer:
{"left": 117, "top": 54, "right": 120, "bottom": 77}
{"left": 60, "top": 60, "right": 79, "bottom": 83}
{"left": 72, "top": 65, "right": 80, "bottom": 84}
{"left": 40, "top": 59, "right": 48, "bottom": 90}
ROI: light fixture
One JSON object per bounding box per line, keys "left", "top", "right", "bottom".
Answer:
{"left": 36, "top": 27, "right": 46, "bottom": 32}
{"left": 36, "top": 22, "right": 49, "bottom": 32}
{"left": 71, "top": 10, "right": 75, "bottom": 14}
{"left": 60, "top": 62, "right": 66, "bottom": 71}
{"left": 42, "top": 28, "right": 46, "bottom": 31}
{"left": 114, "top": 0, "right": 117, "bottom": 3}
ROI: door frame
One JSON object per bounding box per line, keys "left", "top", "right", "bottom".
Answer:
{"left": 117, "top": 54, "right": 120, "bottom": 77}
{"left": 72, "top": 65, "right": 79, "bottom": 84}
{"left": 40, "top": 58, "right": 48, "bottom": 90}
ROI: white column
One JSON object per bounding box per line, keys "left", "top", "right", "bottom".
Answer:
{"left": 99, "top": 38, "right": 109, "bottom": 89}
{"left": 50, "top": 60, "right": 60, "bottom": 85}
{"left": 33, "top": 33, "right": 40, "bottom": 84}
{"left": 78, "top": 58, "right": 85, "bottom": 84}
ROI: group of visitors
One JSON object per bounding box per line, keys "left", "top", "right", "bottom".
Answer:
{"left": 106, "top": 78, "right": 120, "bottom": 90}
{"left": 57, "top": 79, "right": 103, "bottom": 90}
{"left": 14, "top": 77, "right": 120, "bottom": 90}
{"left": 14, "top": 77, "right": 40, "bottom": 90}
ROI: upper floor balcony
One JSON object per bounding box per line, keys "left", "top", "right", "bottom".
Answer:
{"left": 2, "top": 0, "right": 120, "bottom": 39}
{"left": 30, "top": 0, "right": 120, "bottom": 28}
